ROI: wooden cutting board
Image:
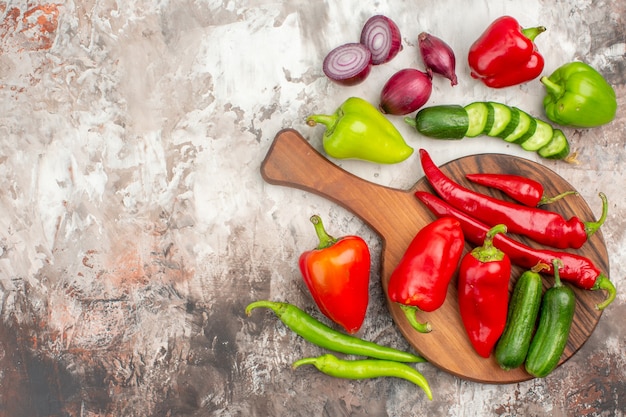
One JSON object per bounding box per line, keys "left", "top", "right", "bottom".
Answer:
{"left": 260, "top": 129, "right": 610, "bottom": 383}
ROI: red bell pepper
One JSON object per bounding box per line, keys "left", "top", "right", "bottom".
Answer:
{"left": 465, "top": 173, "right": 577, "bottom": 207}
{"left": 299, "top": 215, "right": 371, "bottom": 334}
{"left": 457, "top": 224, "right": 511, "bottom": 358}
{"left": 419, "top": 148, "right": 607, "bottom": 250}
{"left": 468, "top": 16, "right": 546, "bottom": 88}
{"left": 387, "top": 217, "right": 464, "bottom": 333}
{"left": 414, "top": 191, "right": 616, "bottom": 310}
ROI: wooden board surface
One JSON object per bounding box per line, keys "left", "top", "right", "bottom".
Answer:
{"left": 260, "top": 129, "right": 610, "bottom": 384}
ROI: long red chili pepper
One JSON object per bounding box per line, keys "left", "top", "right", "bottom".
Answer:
{"left": 419, "top": 149, "right": 607, "bottom": 249}
{"left": 458, "top": 224, "right": 511, "bottom": 358}
{"left": 414, "top": 191, "right": 616, "bottom": 310}
{"left": 465, "top": 173, "right": 578, "bottom": 207}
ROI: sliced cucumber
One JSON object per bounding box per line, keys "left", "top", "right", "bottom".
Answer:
{"left": 502, "top": 108, "right": 536, "bottom": 143}
{"left": 521, "top": 119, "right": 554, "bottom": 151}
{"left": 486, "top": 102, "right": 515, "bottom": 137}
{"left": 465, "top": 102, "right": 491, "bottom": 137}
{"left": 496, "top": 106, "right": 521, "bottom": 139}
{"left": 538, "top": 129, "right": 570, "bottom": 159}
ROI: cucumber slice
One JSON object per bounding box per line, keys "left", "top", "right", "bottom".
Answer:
{"left": 521, "top": 119, "right": 554, "bottom": 151}
{"left": 465, "top": 102, "right": 491, "bottom": 137}
{"left": 503, "top": 108, "right": 536, "bottom": 143}
{"left": 538, "top": 129, "right": 570, "bottom": 159}
{"left": 497, "top": 106, "right": 521, "bottom": 139}
{"left": 486, "top": 102, "right": 513, "bottom": 137}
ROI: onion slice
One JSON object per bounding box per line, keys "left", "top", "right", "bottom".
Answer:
{"left": 323, "top": 43, "right": 372, "bottom": 86}
{"left": 360, "top": 15, "right": 403, "bottom": 65}
{"left": 379, "top": 68, "right": 433, "bottom": 115}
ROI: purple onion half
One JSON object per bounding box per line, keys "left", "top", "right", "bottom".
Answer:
{"left": 360, "top": 15, "right": 403, "bottom": 65}
{"left": 323, "top": 43, "right": 372, "bottom": 86}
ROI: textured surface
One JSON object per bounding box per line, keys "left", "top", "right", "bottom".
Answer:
{"left": 0, "top": 1, "right": 624, "bottom": 416}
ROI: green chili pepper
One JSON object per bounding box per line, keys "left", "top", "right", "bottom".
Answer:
{"left": 306, "top": 97, "right": 414, "bottom": 164}
{"left": 293, "top": 354, "right": 433, "bottom": 400}
{"left": 540, "top": 61, "right": 617, "bottom": 128}
{"left": 245, "top": 300, "right": 425, "bottom": 363}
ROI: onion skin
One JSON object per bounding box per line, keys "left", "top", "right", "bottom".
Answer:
{"left": 360, "top": 15, "right": 403, "bottom": 65}
{"left": 323, "top": 43, "right": 372, "bottom": 86}
{"left": 379, "top": 69, "right": 433, "bottom": 115}
{"left": 418, "top": 32, "right": 458, "bottom": 86}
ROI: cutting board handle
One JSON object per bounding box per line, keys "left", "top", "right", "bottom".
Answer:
{"left": 260, "top": 129, "right": 423, "bottom": 238}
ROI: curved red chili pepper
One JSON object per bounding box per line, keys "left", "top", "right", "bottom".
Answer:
{"left": 457, "top": 224, "right": 511, "bottom": 358}
{"left": 465, "top": 173, "right": 578, "bottom": 207}
{"left": 415, "top": 191, "right": 616, "bottom": 310}
{"left": 419, "top": 149, "right": 607, "bottom": 249}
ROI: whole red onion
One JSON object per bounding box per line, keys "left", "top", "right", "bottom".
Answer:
{"left": 379, "top": 68, "right": 433, "bottom": 115}
{"left": 418, "top": 32, "right": 458, "bottom": 86}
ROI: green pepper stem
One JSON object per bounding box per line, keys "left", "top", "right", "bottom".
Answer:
{"left": 592, "top": 274, "right": 616, "bottom": 310}
{"left": 292, "top": 357, "right": 318, "bottom": 369}
{"left": 551, "top": 259, "right": 564, "bottom": 288}
{"left": 399, "top": 304, "right": 432, "bottom": 333}
{"left": 306, "top": 113, "right": 338, "bottom": 136}
{"left": 310, "top": 215, "right": 337, "bottom": 249}
{"left": 521, "top": 25, "right": 546, "bottom": 42}
{"left": 540, "top": 76, "right": 564, "bottom": 97}
{"left": 537, "top": 190, "right": 578, "bottom": 206}
{"left": 584, "top": 193, "right": 608, "bottom": 237}
{"left": 471, "top": 224, "right": 507, "bottom": 262}
{"left": 245, "top": 300, "right": 286, "bottom": 317}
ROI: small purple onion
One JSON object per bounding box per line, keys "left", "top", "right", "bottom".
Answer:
{"left": 360, "top": 15, "right": 403, "bottom": 65}
{"left": 418, "top": 32, "right": 458, "bottom": 86}
{"left": 323, "top": 42, "right": 372, "bottom": 86}
{"left": 379, "top": 68, "right": 433, "bottom": 115}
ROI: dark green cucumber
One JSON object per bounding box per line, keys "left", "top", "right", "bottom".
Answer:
{"left": 407, "top": 105, "right": 468, "bottom": 139}
{"left": 407, "top": 101, "right": 571, "bottom": 161}
{"left": 525, "top": 262, "right": 576, "bottom": 378}
{"left": 494, "top": 270, "right": 543, "bottom": 370}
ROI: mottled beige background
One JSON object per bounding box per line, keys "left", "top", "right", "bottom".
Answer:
{"left": 0, "top": 1, "right": 624, "bottom": 416}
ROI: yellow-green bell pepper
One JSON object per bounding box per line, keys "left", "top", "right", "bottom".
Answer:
{"left": 540, "top": 61, "right": 617, "bottom": 128}
{"left": 306, "top": 97, "right": 414, "bottom": 164}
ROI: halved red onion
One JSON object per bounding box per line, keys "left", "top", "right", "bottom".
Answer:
{"left": 360, "top": 15, "right": 403, "bottom": 65}
{"left": 379, "top": 68, "right": 433, "bottom": 115}
{"left": 323, "top": 43, "right": 372, "bottom": 86}
{"left": 418, "top": 32, "right": 458, "bottom": 86}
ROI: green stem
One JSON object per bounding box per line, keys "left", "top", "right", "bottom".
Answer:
{"left": 521, "top": 25, "right": 546, "bottom": 42}
{"left": 592, "top": 274, "right": 616, "bottom": 310}
{"left": 537, "top": 190, "right": 578, "bottom": 206}
{"left": 400, "top": 304, "right": 432, "bottom": 333}
{"left": 310, "top": 215, "right": 337, "bottom": 249}
{"left": 551, "top": 259, "right": 563, "bottom": 288}
{"left": 584, "top": 193, "right": 608, "bottom": 237}
{"left": 471, "top": 224, "right": 507, "bottom": 262}
{"left": 540, "top": 76, "right": 564, "bottom": 97}
{"left": 404, "top": 116, "right": 417, "bottom": 129}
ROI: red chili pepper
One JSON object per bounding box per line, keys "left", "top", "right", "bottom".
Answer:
{"left": 414, "top": 191, "right": 616, "bottom": 310}
{"left": 465, "top": 173, "right": 578, "bottom": 207}
{"left": 387, "top": 217, "right": 464, "bottom": 333}
{"left": 419, "top": 149, "right": 607, "bottom": 249}
{"left": 299, "top": 215, "right": 371, "bottom": 334}
{"left": 468, "top": 16, "right": 546, "bottom": 88}
{"left": 458, "top": 224, "right": 511, "bottom": 358}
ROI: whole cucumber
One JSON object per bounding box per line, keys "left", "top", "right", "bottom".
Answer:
{"left": 405, "top": 102, "right": 572, "bottom": 161}
{"left": 524, "top": 261, "right": 576, "bottom": 378}
{"left": 494, "top": 269, "right": 543, "bottom": 370}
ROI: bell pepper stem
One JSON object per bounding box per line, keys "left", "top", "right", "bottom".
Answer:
{"left": 540, "top": 76, "right": 564, "bottom": 97}
{"left": 521, "top": 25, "right": 546, "bottom": 42}
{"left": 592, "top": 274, "right": 616, "bottom": 310}
{"left": 538, "top": 190, "right": 578, "bottom": 206}
{"left": 306, "top": 113, "right": 340, "bottom": 137}
{"left": 399, "top": 304, "right": 432, "bottom": 333}
{"left": 471, "top": 224, "right": 507, "bottom": 262}
{"left": 309, "top": 214, "right": 338, "bottom": 249}
{"left": 583, "top": 193, "right": 608, "bottom": 238}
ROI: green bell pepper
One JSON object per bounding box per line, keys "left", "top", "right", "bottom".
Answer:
{"left": 306, "top": 97, "right": 414, "bottom": 164}
{"left": 540, "top": 61, "right": 617, "bottom": 128}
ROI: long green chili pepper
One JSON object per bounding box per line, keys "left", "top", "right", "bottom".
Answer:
{"left": 293, "top": 354, "right": 433, "bottom": 400}
{"left": 245, "top": 300, "right": 425, "bottom": 363}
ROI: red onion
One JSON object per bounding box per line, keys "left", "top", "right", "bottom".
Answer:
{"left": 323, "top": 43, "right": 372, "bottom": 86}
{"left": 418, "top": 32, "right": 458, "bottom": 86}
{"left": 359, "top": 15, "right": 403, "bottom": 65}
{"left": 379, "top": 69, "right": 433, "bottom": 115}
